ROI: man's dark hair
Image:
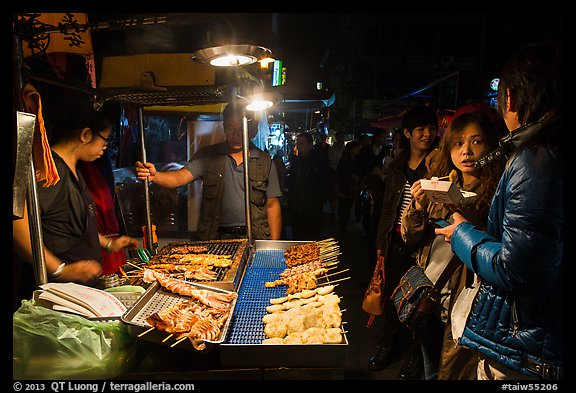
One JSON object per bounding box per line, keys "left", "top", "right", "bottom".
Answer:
{"left": 497, "top": 40, "right": 563, "bottom": 125}
{"left": 296, "top": 132, "right": 313, "bottom": 144}
{"left": 401, "top": 105, "right": 438, "bottom": 132}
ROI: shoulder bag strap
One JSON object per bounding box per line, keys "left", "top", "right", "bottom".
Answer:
{"left": 432, "top": 255, "right": 461, "bottom": 292}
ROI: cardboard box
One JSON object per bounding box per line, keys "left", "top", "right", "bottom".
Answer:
{"left": 420, "top": 178, "right": 475, "bottom": 205}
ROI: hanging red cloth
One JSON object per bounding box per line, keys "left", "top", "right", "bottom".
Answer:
{"left": 77, "top": 160, "right": 126, "bottom": 275}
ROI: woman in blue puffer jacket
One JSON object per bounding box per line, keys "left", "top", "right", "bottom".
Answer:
{"left": 435, "top": 40, "right": 563, "bottom": 380}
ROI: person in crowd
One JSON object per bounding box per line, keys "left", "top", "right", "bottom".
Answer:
{"left": 272, "top": 148, "right": 288, "bottom": 195}
{"left": 368, "top": 105, "right": 438, "bottom": 379}
{"left": 435, "top": 40, "right": 563, "bottom": 380}
{"left": 327, "top": 131, "right": 346, "bottom": 222}
{"left": 336, "top": 140, "right": 361, "bottom": 237}
{"left": 285, "top": 131, "right": 332, "bottom": 241}
{"left": 328, "top": 131, "right": 346, "bottom": 171}
{"left": 353, "top": 133, "right": 372, "bottom": 222}
{"left": 13, "top": 98, "right": 140, "bottom": 310}
{"left": 368, "top": 128, "right": 410, "bottom": 260}
{"left": 356, "top": 129, "right": 389, "bottom": 238}
{"left": 400, "top": 111, "right": 506, "bottom": 380}
{"left": 135, "top": 101, "right": 283, "bottom": 241}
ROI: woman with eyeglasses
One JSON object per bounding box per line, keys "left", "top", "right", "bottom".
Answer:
{"left": 13, "top": 95, "right": 139, "bottom": 310}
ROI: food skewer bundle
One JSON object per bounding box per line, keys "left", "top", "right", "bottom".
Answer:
{"left": 140, "top": 270, "right": 238, "bottom": 350}
{"left": 153, "top": 253, "right": 233, "bottom": 267}
{"left": 266, "top": 266, "right": 351, "bottom": 295}
{"left": 279, "top": 260, "right": 336, "bottom": 280}
{"left": 260, "top": 285, "right": 346, "bottom": 345}
{"left": 283, "top": 238, "right": 340, "bottom": 268}
{"left": 138, "top": 265, "right": 217, "bottom": 281}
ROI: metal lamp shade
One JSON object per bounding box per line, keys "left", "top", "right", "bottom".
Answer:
{"left": 191, "top": 44, "right": 272, "bottom": 67}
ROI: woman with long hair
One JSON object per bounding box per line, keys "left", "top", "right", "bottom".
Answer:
{"left": 400, "top": 110, "right": 506, "bottom": 379}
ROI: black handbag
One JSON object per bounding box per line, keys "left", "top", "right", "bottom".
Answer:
{"left": 391, "top": 256, "right": 460, "bottom": 332}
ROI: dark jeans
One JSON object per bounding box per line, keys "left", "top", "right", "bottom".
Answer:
{"left": 419, "top": 318, "right": 445, "bottom": 380}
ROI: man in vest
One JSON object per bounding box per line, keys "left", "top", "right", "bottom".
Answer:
{"left": 135, "top": 102, "right": 283, "bottom": 240}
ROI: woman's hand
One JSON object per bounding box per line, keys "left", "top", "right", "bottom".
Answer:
{"left": 56, "top": 260, "right": 102, "bottom": 284}
{"left": 109, "top": 236, "right": 140, "bottom": 253}
{"left": 435, "top": 211, "right": 468, "bottom": 242}
{"left": 410, "top": 180, "right": 429, "bottom": 210}
{"left": 135, "top": 161, "right": 157, "bottom": 181}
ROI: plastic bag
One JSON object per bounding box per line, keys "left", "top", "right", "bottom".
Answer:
{"left": 13, "top": 300, "right": 146, "bottom": 380}
{"left": 451, "top": 275, "right": 481, "bottom": 344}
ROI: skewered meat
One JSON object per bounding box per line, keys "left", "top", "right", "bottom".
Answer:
{"left": 283, "top": 332, "right": 303, "bottom": 344}
{"left": 283, "top": 242, "right": 320, "bottom": 267}
{"left": 317, "top": 284, "right": 335, "bottom": 296}
{"left": 264, "top": 321, "right": 288, "bottom": 338}
{"left": 262, "top": 313, "right": 284, "bottom": 324}
{"left": 279, "top": 260, "right": 326, "bottom": 279}
{"left": 269, "top": 296, "right": 289, "bottom": 305}
{"left": 265, "top": 304, "right": 285, "bottom": 313}
{"left": 262, "top": 337, "right": 285, "bottom": 345}
{"left": 168, "top": 244, "right": 209, "bottom": 254}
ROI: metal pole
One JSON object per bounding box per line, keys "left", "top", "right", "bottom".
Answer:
{"left": 13, "top": 33, "right": 48, "bottom": 285}
{"left": 138, "top": 106, "right": 155, "bottom": 254}
{"left": 242, "top": 114, "right": 252, "bottom": 244}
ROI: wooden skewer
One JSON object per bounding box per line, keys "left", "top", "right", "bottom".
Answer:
{"left": 324, "top": 268, "right": 350, "bottom": 278}
{"left": 316, "top": 282, "right": 339, "bottom": 288}
{"left": 162, "top": 334, "right": 173, "bottom": 342}
{"left": 326, "top": 276, "right": 351, "bottom": 285}
{"left": 138, "top": 326, "right": 155, "bottom": 337}
{"left": 171, "top": 336, "right": 188, "bottom": 348}
{"left": 320, "top": 251, "right": 341, "bottom": 258}
{"left": 118, "top": 266, "right": 130, "bottom": 280}
{"left": 126, "top": 261, "right": 143, "bottom": 270}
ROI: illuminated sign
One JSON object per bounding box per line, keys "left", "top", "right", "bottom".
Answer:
{"left": 490, "top": 78, "right": 500, "bottom": 92}
{"left": 272, "top": 60, "right": 285, "bottom": 86}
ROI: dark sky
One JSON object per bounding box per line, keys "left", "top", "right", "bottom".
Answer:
{"left": 87, "top": 12, "right": 562, "bottom": 94}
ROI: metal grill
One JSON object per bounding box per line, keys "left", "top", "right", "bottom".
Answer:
{"left": 121, "top": 281, "right": 238, "bottom": 350}
{"left": 150, "top": 239, "right": 247, "bottom": 284}
{"left": 220, "top": 241, "right": 348, "bottom": 368}
{"left": 226, "top": 249, "right": 286, "bottom": 344}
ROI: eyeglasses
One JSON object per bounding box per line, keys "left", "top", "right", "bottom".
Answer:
{"left": 94, "top": 132, "right": 112, "bottom": 146}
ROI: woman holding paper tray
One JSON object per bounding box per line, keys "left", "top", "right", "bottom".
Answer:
{"left": 400, "top": 110, "right": 506, "bottom": 379}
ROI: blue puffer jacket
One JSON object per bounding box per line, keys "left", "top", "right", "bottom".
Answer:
{"left": 451, "top": 117, "right": 563, "bottom": 379}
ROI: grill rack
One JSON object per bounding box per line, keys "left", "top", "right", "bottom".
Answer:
{"left": 136, "top": 239, "right": 248, "bottom": 290}
{"left": 121, "top": 280, "right": 238, "bottom": 351}
{"left": 226, "top": 250, "right": 286, "bottom": 344}
{"left": 220, "top": 240, "right": 348, "bottom": 367}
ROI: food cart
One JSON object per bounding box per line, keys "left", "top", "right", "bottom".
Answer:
{"left": 12, "top": 13, "right": 348, "bottom": 380}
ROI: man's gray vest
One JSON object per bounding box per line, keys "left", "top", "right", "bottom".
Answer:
{"left": 196, "top": 143, "right": 272, "bottom": 240}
